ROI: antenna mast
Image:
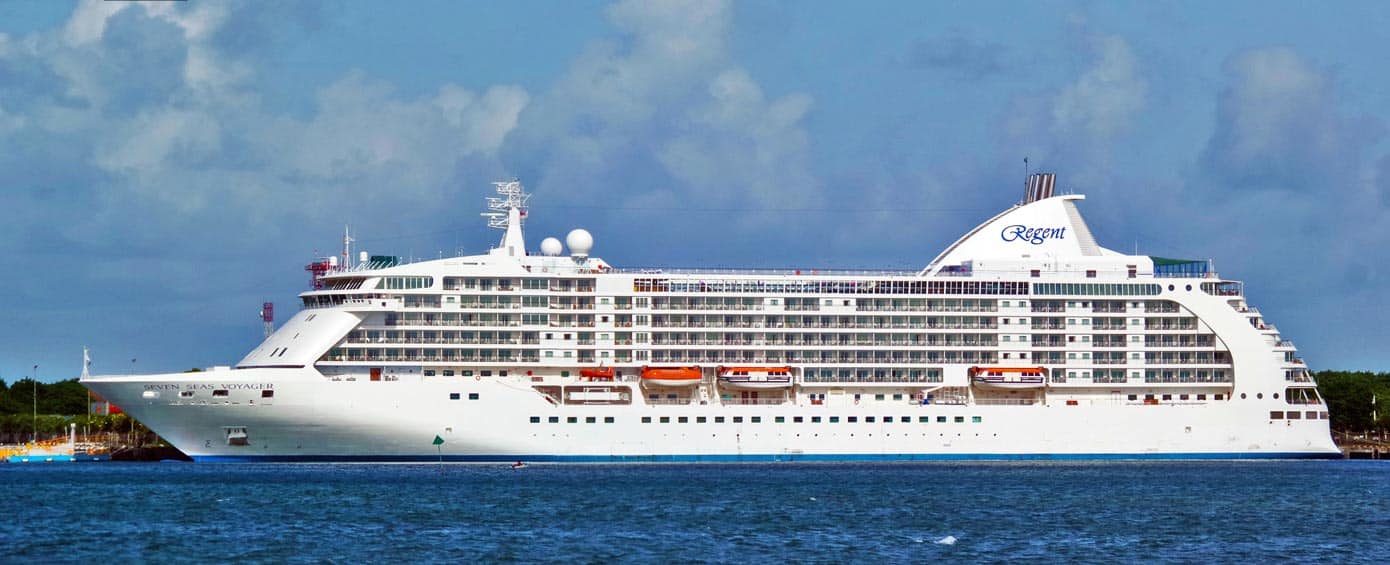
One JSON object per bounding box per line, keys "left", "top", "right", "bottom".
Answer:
{"left": 482, "top": 180, "right": 530, "bottom": 256}
{"left": 342, "top": 225, "right": 354, "bottom": 269}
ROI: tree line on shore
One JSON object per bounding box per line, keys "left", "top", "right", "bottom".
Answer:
{"left": 0, "top": 378, "right": 151, "bottom": 444}
{"left": 2, "top": 371, "right": 1389, "bottom": 440}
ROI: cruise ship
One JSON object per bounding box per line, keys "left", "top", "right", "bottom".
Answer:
{"left": 81, "top": 176, "right": 1340, "bottom": 461}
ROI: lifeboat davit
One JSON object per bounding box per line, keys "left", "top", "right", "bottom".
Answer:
{"left": 969, "top": 366, "right": 1047, "bottom": 389}
{"left": 717, "top": 366, "right": 794, "bottom": 389}
{"left": 579, "top": 367, "right": 615, "bottom": 381}
{"left": 640, "top": 366, "right": 702, "bottom": 387}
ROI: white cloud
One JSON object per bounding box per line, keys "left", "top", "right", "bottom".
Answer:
{"left": 1201, "top": 48, "right": 1379, "bottom": 192}
{"left": 657, "top": 69, "right": 817, "bottom": 208}
{"left": 515, "top": 0, "right": 820, "bottom": 217}
{"left": 61, "top": 0, "right": 130, "bottom": 46}
{"left": 1052, "top": 34, "right": 1146, "bottom": 139}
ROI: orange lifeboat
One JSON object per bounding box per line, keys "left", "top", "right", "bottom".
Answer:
{"left": 969, "top": 366, "right": 1047, "bottom": 389}
{"left": 579, "top": 367, "right": 615, "bottom": 381}
{"left": 717, "top": 366, "right": 794, "bottom": 389}
{"left": 640, "top": 366, "right": 702, "bottom": 387}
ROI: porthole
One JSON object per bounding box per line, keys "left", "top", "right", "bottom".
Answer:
{"left": 1185, "top": 284, "right": 1192, "bottom": 291}
{"left": 1240, "top": 393, "right": 1247, "bottom": 399}
{"left": 1168, "top": 284, "right": 1175, "bottom": 291}
{"left": 1273, "top": 393, "right": 1280, "bottom": 399}
{"left": 1257, "top": 393, "right": 1263, "bottom": 399}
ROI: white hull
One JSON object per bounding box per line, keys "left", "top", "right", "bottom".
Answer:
{"left": 83, "top": 367, "right": 1339, "bottom": 461}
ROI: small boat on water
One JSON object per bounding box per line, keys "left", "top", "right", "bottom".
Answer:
{"left": 640, "top": 366, "right": 702, "bottom": 387}
{"left": 970, "top": 366, "right": 1047, "bottom": 389}
{"left": 717, "top": 366, "right": 794, "bottom": 389}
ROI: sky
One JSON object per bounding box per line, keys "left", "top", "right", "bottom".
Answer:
{"left": 2, "top": 0, "right": 1389, "bottom": 382}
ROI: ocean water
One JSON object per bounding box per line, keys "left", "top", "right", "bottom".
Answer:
{"left": 3, "top": 461, "right": 1389, "bottom": 563}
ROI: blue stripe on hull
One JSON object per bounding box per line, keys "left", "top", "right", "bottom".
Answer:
{"left": 192, "top": 451, "right": 1342, "bottom": 463}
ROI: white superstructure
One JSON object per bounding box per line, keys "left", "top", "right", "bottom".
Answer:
{"left": 82, "top": 176, "right": 1339, "bottom": 461}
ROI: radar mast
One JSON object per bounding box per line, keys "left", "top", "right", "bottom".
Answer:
{"left": 483, "top": 180, "right": 530, "bottom": 257}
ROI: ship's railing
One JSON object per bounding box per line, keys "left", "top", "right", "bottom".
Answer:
{"left": 611, "top": 267, "right": 920, "bottom": 277}
{"left": 719, "top": 398, "right": 791, "bottom": 406}
{"left": 974, "top": 398, "right": 1039, "bottom": 406}
{"left": 643, "top": 398, "right": 697, "bottom": 406}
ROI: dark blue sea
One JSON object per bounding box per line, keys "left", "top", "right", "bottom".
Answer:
{"left": 3, "top": 461, "right": 1389, "bottom": 562}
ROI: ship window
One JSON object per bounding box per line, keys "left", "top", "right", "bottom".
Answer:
{"left": 829, "top": 416, "right": 840, "bottom": 423}
{"left": 847, "top": 416, "right": 858, "bottom": 423}
{"left": 468, "top": 393, "right": 479, "bottom": 400}
{"left": 462, "top": 371, "right": 473, "bottom": 376}
{"left": 730, "top": 416, "right": 743, "bottom": 423}
{"left": 865, "top": 417, "right": 875, "bottom": 423}
{"left": 1180, "top": 394, "right": 1189, "bottom": 400}
{"left": 641, "top": 417, "right": 652, "bottom": 423}
{"left": 1256, "top": 393, "right": 1263, "bottom": 399}
{"left": 586, "top": 417, "right": 597, "bottom": 423}
{"left": 1215, "top": 394, "right": 1225, "bottom": 400}
{"left": 530, "top": 416, "right": 540, "bottom": 423}
{"left": 751, "top": 417, "right": 762, "bottom": 423}
{"left": 659, "top": 417, "right": 670, "bottom": 423}
{"left": 449, "top": 393, "right": 460, "bottom": 400}
{"left": 179, "top": 390, "right": 195, "bottom": 398}
{"left": 715, "top": 416, "right": 726, "bottom": 423}
{"left": 954, "top": 416, "right": 965, "bottom": 423}
{"left": 937, "top": 416, "right": 947, "bottom": 423}
{"left": 1269, "top": 411, "right": 1283, "bottom": 419}
{"left": 213, "top": 390, "right": 229, "bottom": 397}
{"left": 424, "top": 370, "right": 436, "bottom": 376}
{"left": 605, "top": 417, "right": 615, "bottom": 423}
{"left": 812, "top": 416, "right": 822, "bottom": 423}
{"left": 972, "top": 416, "right": 982, "bottom": 423}
{"left": 678, "top": 417, "right": 688, "bottom": 423}
{"left": 1086, "top": 270, "right": 1096, "bottom": 278}
{"left": 549, "top": 416, "right": 560, "bottom": 423}
{"left": 481, "top": 371, "right": 492, "bottom": 377}
{"left": 1286, "top": 411, "right": 1301, "bottom": 420}
{"left": 500, "top": 371, "right": 508, "bottom": 377}
{"left": 874, "top": 394, "right": 885, "bottom": 401}
{"left": 1162, "top": 394, "right": 1172, "bottom": 401}
{"left": 919, "top": 416, "right": 930, "bottom": 423}
{"left": 444, "top": 370, "right": 455, "bottom": 376}
{"left": 262, "top": 390, "right": 274, "bottom": 398}
{"left": 775, "top": 416, "right": 785, "bottom": 423}
{"left": 568, "top": 417, "right": 578, "bottom": 423}
{"left": 1240, "top": 393, "right": 1247, "bottom": 399}
{"left": 1197, "top": 394, "right": 1207, "bottom": 400}
{"left": 697, "top": 416, "right": 707, "bottom": 423}
{"left": 793, "top": 416, "right": 803, "bottom": 423}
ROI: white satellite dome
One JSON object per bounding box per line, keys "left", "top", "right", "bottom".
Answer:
{"left": 540, "top": 237, "right": 563, "bottom": 257}
{"left": 566, "top": 229, "right": 594, "bottom": 258}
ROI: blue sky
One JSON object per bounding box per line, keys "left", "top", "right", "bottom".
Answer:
{"left": 3, "top": 0, "right": 1388, "bottom": 381}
